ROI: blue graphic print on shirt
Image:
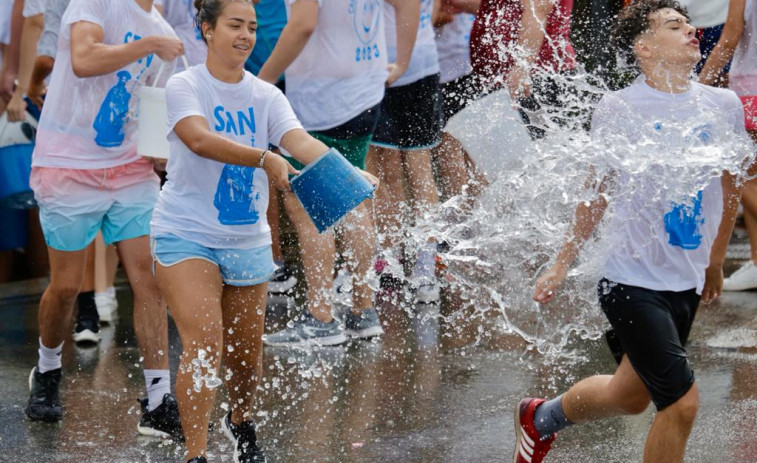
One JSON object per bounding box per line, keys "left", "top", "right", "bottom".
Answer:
{"left": 212, "top": 105, "right": 260, "bottom": 225}
{"left": 93, "top": 70, "right": 132, "bottom": 147}
{"left": 350, "top": 0, "right": 381, "bottom": 62}
{"left": 664, "top": 191, "right": 704, "bottom": 250}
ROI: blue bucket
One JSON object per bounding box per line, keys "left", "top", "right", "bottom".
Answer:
{"left": 291, "top": 148, "right": 375, "bottom": 233}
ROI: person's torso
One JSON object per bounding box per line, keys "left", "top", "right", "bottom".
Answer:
{"left": 284, "top": 0, "right": 387, "bottom": 131}
{"left": 435, "top": 13, "right": 475, "bottom": 84}
{"left": 161, "top": 0, "right": 207, "bottom": 68}
{"left": 730, "top": 0, "right": 757, "bottom": 96}
{"left": 33, "top": 0, "right": 177, "bottom": 169}
{"left": 598, "top": 82, "right": 744, "bottom": 293}
{"left": 152, "top": 66, "right": 283, "bottom": 249}
{"left": 384, "top": 0, "right": 440, "bottom": 87}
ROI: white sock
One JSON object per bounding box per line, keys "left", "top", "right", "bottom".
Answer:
{"left": 144, "top": 369, "right": 171, "bottom": 411}
{"left": 38, "top": 338, "right": 63, "bottom": 374}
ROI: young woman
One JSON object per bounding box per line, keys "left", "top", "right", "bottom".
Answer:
{"left": 150, "top": 1, "right": 375, "bottom": 461}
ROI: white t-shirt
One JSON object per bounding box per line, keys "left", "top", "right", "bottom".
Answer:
{"left": 677, "top": 0, "right": 729, "bottom": 29}
{"left": 435, "top": 13, "right": 475, "bottom": 84}
{"left": 32, "top": 0, "right": 178, "bottom": 169}
{"left": 596, "top": 81, "right": 747, "bottom": 294}
{"left": 384, "top": 0, "right": 440, "bottom": 88}
{"left": 155, "top": 0, "right": 207, "bottom": 69}
{"left": 38, "top": 0, "right": 71, "bottom": 59}
{"left": 23, "top": 0, "right": 48, "bottom": 17}
{"left": 151, "top": 65, "right": 302, "bottom": 249}
{"left": 730, "top": 0, "right": 757, "bottom": 97}
{"left": 0, "top": 0, "right": 13, "bottom": 46}
{"left": 283, "top": 0, "right": 387, "bottom": 131}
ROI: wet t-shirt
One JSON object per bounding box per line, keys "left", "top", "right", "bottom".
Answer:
{"left": 151, "top": 65, "right": 302, "bottom": 249}
{"left": 32, "top": 0, "right": 178, "bottom": 169}
{"left": 384, "top": 0, "right": 439, "bottom": 87}
{"left": 38, "top": 0, "right": 71, "bottom": 59}
{"left": 283, "top": 0, "right": 387, "bottom": 131}
{"left": 154, "top": 0, "right": 207, "bottom": 69}
{"left": 595, "top": 81, "right": 747, "bottom": 294}
{"left": 730, "top": 0, "right": 757, "bottom": 97}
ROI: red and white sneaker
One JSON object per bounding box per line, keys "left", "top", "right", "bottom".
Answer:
{"left": 513, "top": 398, "right": 556, "bottom": 463}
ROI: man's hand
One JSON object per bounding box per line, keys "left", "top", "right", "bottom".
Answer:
{"left": 533, "top": 263, "right": 568, "bottom": 304}
{"left": 6, "top": 90, "right": 26, "bottom": 121}
{"left": 702, "top": 264, "right": 724, "bottom": 304}
{"left": 148, "top": 36, "right": 185, "bottom": 62}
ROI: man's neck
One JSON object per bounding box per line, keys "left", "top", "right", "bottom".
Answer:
{"left": 641, "top": 63, "right": 693, "bottom": 94}
{"left": 135, "top": 0, "right": 154, "bottom": 13}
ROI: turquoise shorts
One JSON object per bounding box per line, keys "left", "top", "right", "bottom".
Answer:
{"left": 150, "top": 234, "right": 275, "bottom": 287}
{"left": 30, "top": 159, "right": 159, "bottom": 252}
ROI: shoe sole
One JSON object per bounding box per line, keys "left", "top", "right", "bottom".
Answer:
{"left": 344, "top": 326, "right": 385, "bottom": 339}
{"left": 73, "top": 329, "right": 101, "bottom": 344}
{"left": 136, "top": 424, "right": 175, "bottom": 439}
{"left": 25, "top": 368, "right": 62, "bottom": 422}
{"left": 262, "top": 333, "right": 348, "bottom": 347}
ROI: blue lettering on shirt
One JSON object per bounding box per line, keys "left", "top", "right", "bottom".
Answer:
{"left": 213, "top": 106, "right": 257, "bottom": 136}
{"left": 350, "top": 0, "right": 381, "bottom": 62}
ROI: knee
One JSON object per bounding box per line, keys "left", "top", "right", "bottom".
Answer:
{"left": 619, "top": 395, "right": 651, "bottom": 415}
{"left": 667, "top": 384, "right": 699, "bottom": 423}
{"left": 46, "top": 283, "right": 81, "bottom": 306}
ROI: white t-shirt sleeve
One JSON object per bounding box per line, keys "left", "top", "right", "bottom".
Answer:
{"left": 286, "top": 0, "right": 323, "bottom": 6}
{"left": 62, "top": 0, "right": 108, "bottom": 37}
{"left": 23, "top": 0, "right": 48, "bottom": 18}
{"left": 267, "top": 88, "right": 303, "bottom": 147}
{"left": 165, "top": 74, "right": 206, "bottom": 134}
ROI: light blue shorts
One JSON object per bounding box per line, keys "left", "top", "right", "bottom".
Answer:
{"left": 151, "top": 234, "right": 275, "bottom": 287}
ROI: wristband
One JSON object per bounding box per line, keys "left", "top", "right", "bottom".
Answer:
{"left": 258, "top": 149, "right": 270, "bottom": 168}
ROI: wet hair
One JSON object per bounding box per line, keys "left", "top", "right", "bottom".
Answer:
{"left": 611, "top": 0, "right": 690, "bottom": 66}
{"left": 194, "top": 0, "right": 254, "bottom": 43}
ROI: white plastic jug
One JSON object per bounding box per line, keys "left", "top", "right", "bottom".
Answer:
{"left": 137, "top": 56, "right": 188, "bottom": 160}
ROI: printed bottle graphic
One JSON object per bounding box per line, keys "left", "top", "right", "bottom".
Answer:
{"left": 93, "top": 71, "right": 132, "bottom": 147}
{"left": 214, "top": 165, "right": 260, "bottom": 225}
{"left": 664, "top": 191, "right": 704, "bottom": 250}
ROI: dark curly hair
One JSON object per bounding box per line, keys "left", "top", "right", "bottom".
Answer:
{"left": 611, "top": 0, "right": 690, "bottom": 66}
{"left": 194, "top": 0, "right": 254, "bottom": 44}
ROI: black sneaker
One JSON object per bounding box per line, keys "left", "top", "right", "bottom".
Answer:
{"left": 221, "top": 412, "right": 267, "bottom": 463}
{"left": 187, "top": 458, "right": 208, "bottom": 463}
{"left": 25, "top": 367, "right": 63, "bottom": 422}
{"left": 73, "top": 317, "right": 100, "bottom": 345}
{"left": 137, "top": 393, "right": 183, "bottom": 440}
{"left": 268, "top": 264, "right": 297, "bottom": 294}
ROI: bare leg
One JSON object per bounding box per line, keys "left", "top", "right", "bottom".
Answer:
{"left": 338, "top": 201, "right": 376, "bottom": 312}
{"left": 281, "top": 191, "right": 336, "bottom": 323}
{"left": 403, "top": 148, "right": 439, "bottom": 211}
{"left": 267, "top": 178, "right": 285, "bottom": 264}
{"left": 643, "top": 383, "right": 698, "bottom": 463}
{"left": 367, "top": 146, "right": 408, "bottom": 249}
{"left": 155, "top": 259, "right": 224, "bottom": 460}
{"left": 39, "top": 247, "right": 87, "bottom": 348}
{"left": 82, "top": 240, "right": 95, "bottom": 293}
{"left": 739, "top": 180, "right": 757, "bottom": 262}
{"left": 116, "top": 236, "right": 168, "bottom": 370}
{"left": 222, "top": 283, "right": 267, "bottom": 424}
{"left": 432, "top": 132, "right": 469, "bottom": 199}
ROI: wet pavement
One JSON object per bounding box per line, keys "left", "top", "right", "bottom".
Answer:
{"left": 1, "top": 270, "right": 756, "bottom": 463}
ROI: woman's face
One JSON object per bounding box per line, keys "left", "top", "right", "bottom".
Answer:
{"left": 203, "top": 1, "right": 257, "bottom": 69}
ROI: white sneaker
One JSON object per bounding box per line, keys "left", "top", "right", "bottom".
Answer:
{"left": 333, "top": 271, "right": 353, "bottom": 307}
{"left": 723, "top": 261, "right": 757, "bottom": 291}
{"left": 413, "top": 278, "right": 441, "bottom": 304}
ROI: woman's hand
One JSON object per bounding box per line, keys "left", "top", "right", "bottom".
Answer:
{"left": 264, "top": 151, "right": 299, "bottom": 191}
{"left": 358, "top": 168, "right": 379, "bottom": 188}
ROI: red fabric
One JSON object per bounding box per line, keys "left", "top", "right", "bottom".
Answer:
{"left": 470, "top": 0, "right": 576, "bottom": 89}
{"left": 741, "top": 95, "right": 757, "bottom": 131}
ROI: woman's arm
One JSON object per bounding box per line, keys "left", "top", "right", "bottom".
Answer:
{"left": 506, "top": 0, "right": 555, "bottom": 99}
{"left": 385, "top": 0, "right": 420, "bottom": 86}
{"left": 699, "top": 0, "right": 746, "bottom": 86}
{"left": 257, "top": 0, "right": 318, "bottom": 83}
{"left": 174, "top": 115, "right": 298, "bottom": 190}
{"left": 6, "top": 12, "right": 44, "bottom": 121}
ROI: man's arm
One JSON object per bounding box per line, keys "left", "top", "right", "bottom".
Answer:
{"left": 257, "top": 0, "right": 318, "bottom": 84}
{"left": 699, "top": 0, "right": 745, "bottom": 86}
{"left": 0, "top": 0, "right": 25, "bottom": 102}
{"left": 6, "top": 11, "right": 43, "bottom": 121}
{"left": 533, "top": 175, "right": 610, "bottom": 303}
{"left": 506, "top": 0, "right": 554, "bottom": 99}
{"left": 702, "top": 172, "right": 742, "bottom": 303}
{"left": 69, "top": 21, "right": 183, "bottom": 78}
{"left": 385, "top": 0, "right": 419, "bottom": 86}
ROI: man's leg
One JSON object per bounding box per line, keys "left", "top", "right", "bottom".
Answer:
{"left": 643, "top": 382, "right": 698, "bottom": 463}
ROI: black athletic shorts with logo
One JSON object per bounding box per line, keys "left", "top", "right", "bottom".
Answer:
{"left": 597, "top": 279, "right": 700, "bottom": 411}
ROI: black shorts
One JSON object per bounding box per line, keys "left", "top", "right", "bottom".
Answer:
{"left": 598, "top": 279, "right": 699, "bottom": 411}
{"left": 440, "top": 73, "right": 480, "bottom": 126}
{"left": 371, "top": 73, "right": 442, "bottom": 151}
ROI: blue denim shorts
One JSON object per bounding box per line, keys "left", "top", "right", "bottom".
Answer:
{"left": 151, "top": 234, "right": 275, "bottom": 287}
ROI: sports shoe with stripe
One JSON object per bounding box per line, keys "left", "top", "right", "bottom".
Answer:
{"left": 513, "top": 398, "right": 556, "bottom": 463}
{"left": 221, "top": 412, "right": 267, "bottom": 462}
